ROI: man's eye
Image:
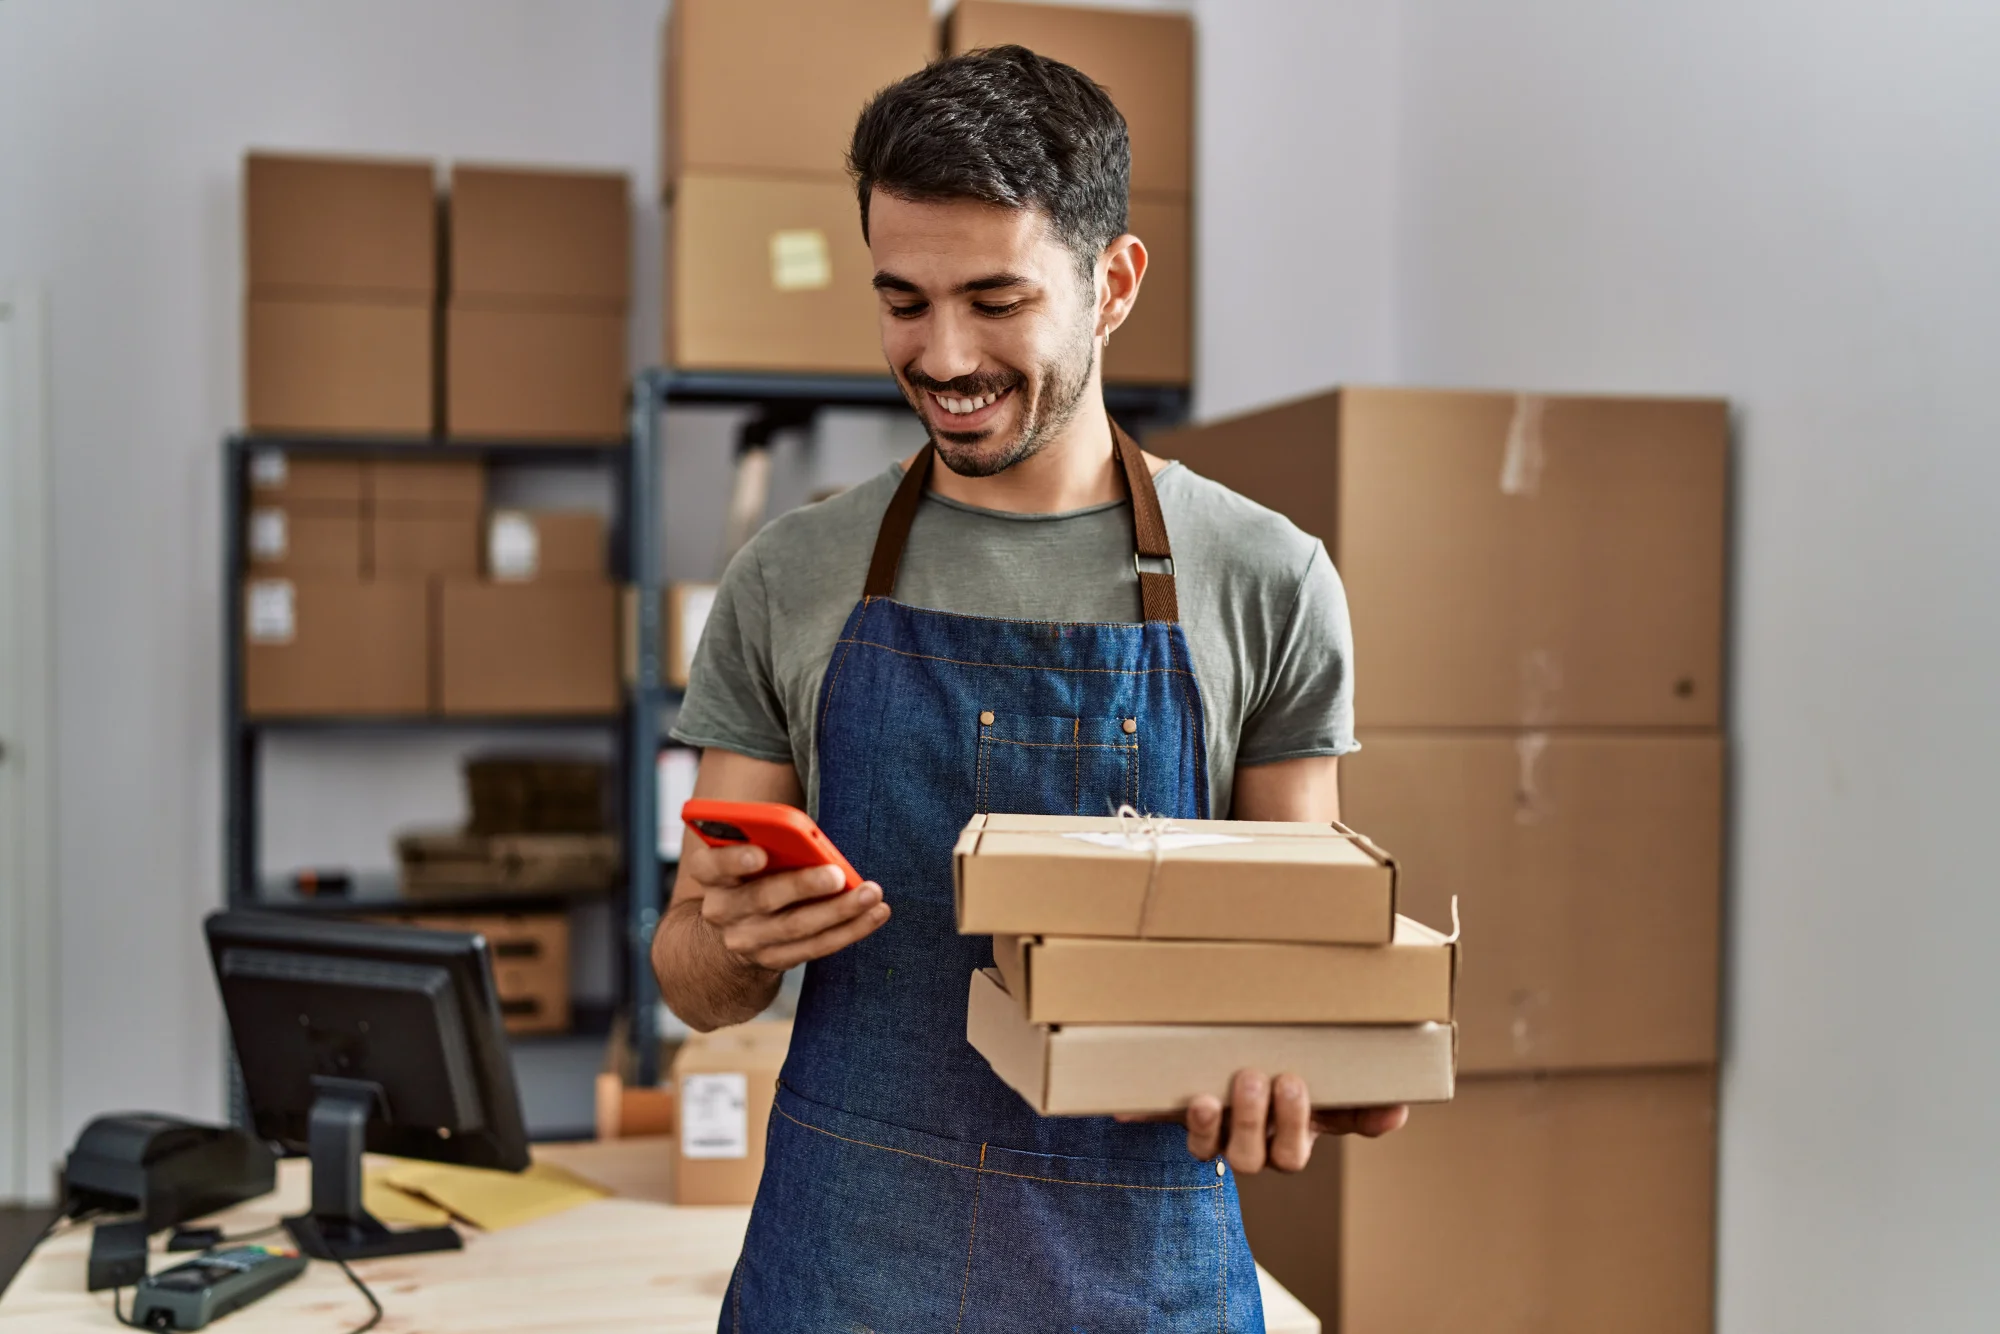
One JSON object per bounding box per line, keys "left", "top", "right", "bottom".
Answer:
{"left": 888, "top": 302, "right": 928, "bottom": 319}
{"left": 974, "top": 302, "right": 1023, "bottom": 317}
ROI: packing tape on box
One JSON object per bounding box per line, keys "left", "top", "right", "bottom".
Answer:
{"left": 1499, "top": 392, "right": 1547, "bottom": 497}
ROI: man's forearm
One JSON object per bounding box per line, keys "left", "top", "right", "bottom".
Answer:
{"left": 653, "top": 899, "right": 783, "bottom": 1032}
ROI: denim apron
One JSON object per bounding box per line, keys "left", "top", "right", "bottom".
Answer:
{"left": 723, "top": 424, "right": 1264, "bottom": 1332}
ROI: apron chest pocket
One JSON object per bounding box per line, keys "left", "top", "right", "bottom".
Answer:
{"left": 975, "top": 711, "right": 1140, "bottom": 818}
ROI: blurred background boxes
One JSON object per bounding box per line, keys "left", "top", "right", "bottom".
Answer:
{"left": 437, "top": 580, "right": 620, "bottom": 715}
{"left": 486, "top": 510, "right": 608, "bottom": 582}
{"left": 244, "top": 152, "right": 437, "bottom": 434}
{"left": 371, "top": 911, "right": 573, "bottom": 1036}
{"left": 243, "top": 503, "right": 364, "bottom": 578}
{"left": 241, "top": 577, "right": 429, "bottom": 716}
{"left": 367, "top": 459, "right": 486, "bottom": 578}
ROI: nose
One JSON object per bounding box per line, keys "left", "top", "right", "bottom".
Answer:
{"left": 913, "top": 305, "right": 983, "bottom": 385}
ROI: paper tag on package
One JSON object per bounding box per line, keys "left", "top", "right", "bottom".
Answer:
{"left": 488, "top": 511, "right": 540, "bottom": 581}
{"left": 680, "top": 1072, "right": 749, "bottom": 1159}
{"left": 246, "top": 580, "right": 296, "bottom": 644}
{"left": 248, "top": 508, "right": 288, "bottom": 561}
{"left": 248, "top": 450, "right": 287, "bottom": 490}
{"left": 1062, "top": 831, "right": 1250, "bottom": 851}
{"left": 769, "top": 229, "right": 832, "bottom": 292}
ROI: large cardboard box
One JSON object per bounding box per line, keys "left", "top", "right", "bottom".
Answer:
{"left": 245, "top": 152, "right": 436, "bottom": 296}
{"left": 662, "top": 0, "right": 932, "bottom": 185}
{"left": 1154, "top": 388, "right": 1730, "bottom": 728}
{"left": 246, "top": 453, "right": 364, "bottom": 505}
{"left": 366, "top": 458, "right": 485, "bottom": 512}
{"left": 670, "top": 1021, "right": 793, "bottom": 1206}
{"left": 1343, "top": 731, "right": 1723, "bottom": 1073}
{"left": 244, "top": 504, "right": 364, "bottom": 578}
{"left": 242, "top": 577, "right": 428, "bottom": 716}
{"left": 968, "top": 969, "right": 1454, "bottom": 1117}
{"left": 370, "top": 513, "right": 481, "bottom": 578}
{"left": 1339, "top": 1068, "right": 1718, "bottom": 1334}
{"left": 1105, "top": 193, "right": 1190, "bottom": 385}
{"left": 245, "top": 298, "right": 434, "bottom": 435}
{"left": 487, "top": 511, "right": 608, "bottom": 581}
{"left": 437, "top": 580, "right": 620, "bottom": 715}
{"left": 448, "top": 165, "right": 629, "bottom": 307}
{"left": 666, "top": 174, "right": 882, "bottom": 374}
{"left": 946, "top": 2, "right": 1193, "bottom": 196}
{"left": 445, "top": 306, "right": 627, "bottom": 440}
{"left": 371, "top": 911, "right": 571, "bottom": 1035}
{"left": 989, "top": 916, "right": 1455, "bottom": 1025}
{"left": 954, "top": 813, "right": 1396, "bottom": 944}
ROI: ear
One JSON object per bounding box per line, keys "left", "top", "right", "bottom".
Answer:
{"left": 1097, "top": 233, "right": 1149, "bottom": 339}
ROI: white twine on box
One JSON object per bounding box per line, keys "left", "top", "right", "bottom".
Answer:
{"left": 1112, "top": 804, "right": 1178, "bottom": 938}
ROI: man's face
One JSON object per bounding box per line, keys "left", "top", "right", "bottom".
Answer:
{"left": 867, "top": 190, "right": 1099, "bottom": 477}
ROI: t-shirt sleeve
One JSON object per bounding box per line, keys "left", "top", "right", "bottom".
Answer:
{"left": 1236, "top": 542, "right": 1360, "bottom": 766}
{"left": 668, "top": 540, "right": 795, "bottom": 764}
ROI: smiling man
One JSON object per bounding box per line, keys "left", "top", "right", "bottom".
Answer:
{"left": 652, "top": 45, "right": 1398, "bottom": 1331}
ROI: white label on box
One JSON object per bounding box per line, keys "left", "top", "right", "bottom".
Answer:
{"left": 657, "top": 747, "right": 700, "bottom": 862}
{"left": 488, "top": 511, "right": 540, "bottom": 581}
{"left": 769, "top": 229, "right": 832, "bottom": 292}
{"left": 246, "top": 579, "right": 296, "bottom": 644}
{"left": 248, "top": 508, "right": 288, "bottom": 561}
{"left": 678, "top": 585, "right": 717, "bottom": 680}
{"left": 680, "top": 1072, "right": 749, "bottom": 1159}
{"left": 1062, "top": 831, "right": 1251, "bottom": 851}
{"left": 249, "top": 450, "right": 287, "bottom": 490}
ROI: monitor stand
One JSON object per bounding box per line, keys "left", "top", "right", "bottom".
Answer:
{"left": 283, "top": 1076, "right": 462, "bottom": 1262}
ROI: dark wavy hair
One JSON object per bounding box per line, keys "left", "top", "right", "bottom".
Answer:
{"left": 847, "top": 44, "right": 1131, "bottom": 277}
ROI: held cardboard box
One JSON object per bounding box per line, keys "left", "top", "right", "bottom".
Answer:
{"left": 245, "top": 453, "right": 364, "bottom": 505}
{"left": 946, "top": 2, "right": 1193, "bottom": 196}
{"left": 1342, "top": 731, "right": 1724, "bottom": 1073}
{"left": 366, "top": 458, "right": 485, "bottom": 513}
{"left": 245, "top": 152, "right": 436, "bottom": 296}
{"left": 487, "top": 511, "right": 609, "bottom": 581}
{"left": 437, "top": 580, "right": 620, "bottom": 716}
{"left": 670, "top": 1021, "right": 793, "bottom": 1206}
{"left": 1154, "top": 388, "right": 1729, "bottom": 728}
{"left": 662, "top": 0, "right": 931, "bottom": 185}
{"left": 1104, "top": 194, "right": 1190, "bottom": 386}
{"left": 665, "top": 174, "right": 882, "bottom": 374}
{"left": 245, "top": 297, "right": 434, "bottom": 435}
{"left": 243, "top": 505, "right": 364, "bottom": 578}
{"left": 666, "top": 581, "right": 718, "bottom": 689}
{"left": 448, "top": 165, "right": 629, "bottom": 307}
{"left": 445, "top": 305, "right": 627, "bottom": 440}
{"left": 370, "top": 513, "right": 481, "bottom": 578}
{"left": 968, "top": 969, "right": 1455, "bottom": 1117}
{"left": 953, "top": 813, "right": 1397, "bottom": 944}
{"left": 1340, "top": 1068, "right": 1718, "bottom": 1334}
{"left": 371, "top": 912, "right": 571, "bottom": 1036}
{"left": 988, "top": 915, "right": 1456, "bottom": 1025}
{"left": 242, "top": 577, "right": 429, "bottom": 717}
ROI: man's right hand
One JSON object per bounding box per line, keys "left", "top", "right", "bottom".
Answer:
{"left": 689, "top": 837, "right": 891, "bottom": 974}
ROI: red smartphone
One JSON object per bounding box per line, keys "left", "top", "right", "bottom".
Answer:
{"left": 681, "top": 799, "right": 864, "bottom": 891}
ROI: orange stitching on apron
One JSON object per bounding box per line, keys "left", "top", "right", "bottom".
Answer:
{"left": 773, "top": 1102, "right": 1223, "bottom": 1193}
{"left": 730, "top": 1253, "right": 743, "bottom": 1334}
{"left": 1215, "top": 1178, "right": 1227, "bottom": 1332}
{"left": 818, "top": 600, "right": 872, "bottom": 748}
{"left": 981, "top": 738, "right": 1137, "bottom": 750}
{"left": 1073, "top": 718, "right": 1081, "bottom": 816}
{"left": 954, "top": 1142, "right": 987, "bottom": 1333}
{"left": 835, "top": 639, "right": 1196, "bottom": 677}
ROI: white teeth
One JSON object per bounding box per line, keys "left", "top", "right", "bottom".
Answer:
{"left": 936, "top": 390, "right": 1000, "bottom": 415}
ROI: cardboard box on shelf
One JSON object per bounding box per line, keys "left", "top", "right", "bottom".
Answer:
{"left": 1342, "top": 730, "right": 1724, "bottom": 1074}
{"left": 1154, "top": 388, "right": 1729, "bottom": 728}
{"left": 241, "top": 577, "right": 428, "bottom": 716}
{"left": 662, "top": 0, "right": 931, "bottom": 185}
{"left": 445, "top": 305, "right": 627, "bottom": 441}
{"left": 448, "top": 165, "right": 629, "bottom": 307}
{"left": 245, "top": 297, "right": 433, "bottom": 436}
{"left": 465, "top": 755, "right": 611, "bottom": 835}
{"left": 665, "top": 581, "right": 717, "bottom": 689}
{"left": 395, "top": 831, "right": 620, "bottom": 900}
{"left": 670, "top": 1021, "right": 793, "bottom": 1206}
{"left": 243, "top": 505, "right": 364, "bottom": 578}
{"left": 244, "top": 151, "right": 436, "bottom": 296}
{"left": 665, "top": 174, "right": 882, "bottom": 374}
{"left": 437, "top": 580, "right": 620, "bottom": 716}
{"left": 968, "top": 969, "right": 1454, "bottom": 1117}
{"left": 988, "top": 915, "right": 1455, "bottom": 1025}
{"left": 245, "top": 453, "right": 364, "bottom": 505}
{"left": 370, "top": 512, "right": 481, "bottom": 577}
{"left": 954, "top": 813, "right": 1396, "bottom": 944}
{"left": 1105, "top": 193, "right": 1190, "bottom": 386}
{"left": 1340, "top": 1067, "right": 1718, "bottom": 1334}
{"left": 373, "top": 912, "right": 572, "bottom": 1036}
{"left": 946, "top": 1, "right": 1192, "bottom": 196}
{"left": 487, "top": 510, "right": 609, "bottom": 581}
{"left": 366, "top": 458, "right": 485, "bottom": 513}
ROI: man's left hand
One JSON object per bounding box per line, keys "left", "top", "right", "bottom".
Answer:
{"left": 1172, "top": 1071, "right": 1408, "bottom": 1174}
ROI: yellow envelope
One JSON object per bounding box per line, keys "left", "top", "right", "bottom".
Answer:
{"left": 380, "top": 1159, "right": 609, "bottom": 1231}
{"left": 362, "top": 1170, "right": 455, "bottom": 1228}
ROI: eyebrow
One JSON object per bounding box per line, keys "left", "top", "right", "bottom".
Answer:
{"left": 871, "top": 272, "right": 1035, "bottom": 295}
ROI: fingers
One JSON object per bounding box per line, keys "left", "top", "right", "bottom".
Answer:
{"left": 687, "top": 838, "right": 768, "bottom": 887}
{"left": 1266, "top": 1074, "right": 1316, "bottom": 1172}
{"left": 700, "top": 863, "right": 852, "bottom": 928}
{"left": 1184, "top": 1096, "right": 1224, "bottom": 1161}
{"left": 1311, "top": 1104, "right": 1410, "bottom": 1138}
{"left": 742, "top": 895, "right": 892, "bottom": 971}
{"left": 718, "top": 882, "right": 886, "bottom": 955}
{"left": 1224, "top": 1070, "right": 1270, "bottom": 1173}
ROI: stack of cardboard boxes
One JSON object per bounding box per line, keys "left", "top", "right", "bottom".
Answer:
{"left": 1160, "top": 388, "right": 1729, "bottom": 1333}
{"left": 955, "top": 815, "right": 1458, "bottom": 1115}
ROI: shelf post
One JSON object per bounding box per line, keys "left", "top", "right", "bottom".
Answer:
{"left": 627, "top": 373, "right": 666, "bottom": 1086}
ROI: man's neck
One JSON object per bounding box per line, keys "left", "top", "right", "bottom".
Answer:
{"left": 915, "top": 386, "right": 1160, "bottom": 515}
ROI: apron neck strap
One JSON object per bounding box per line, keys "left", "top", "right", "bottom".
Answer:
{"left": 862, "top": 419, "right": 1180, "bottom": 623}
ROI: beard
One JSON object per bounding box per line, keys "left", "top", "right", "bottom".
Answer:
{"left": 900, "top": 317, "right": 1098, "bottom": 479}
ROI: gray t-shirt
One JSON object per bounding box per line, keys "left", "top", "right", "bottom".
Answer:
{"left": 671, "top": 461, "right": 1358, "bottom": 818}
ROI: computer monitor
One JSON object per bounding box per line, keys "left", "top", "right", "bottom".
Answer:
{"left": 204, "top": 911, "right": 531, "bottom": 1262}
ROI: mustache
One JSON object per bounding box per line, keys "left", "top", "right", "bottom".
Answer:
{"left": 901, "top": 366, "right": 1022, "bottom": 397}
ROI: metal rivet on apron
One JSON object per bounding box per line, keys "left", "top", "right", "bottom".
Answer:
{"left": 1122, "top": 718, "right": 1138, "bottom": 734}
{"left": 979, "top": 710, "right": 995, "bottom": 726}
{"left": 1215, "top": 1160, "right": 1226, "bottom": 1177}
